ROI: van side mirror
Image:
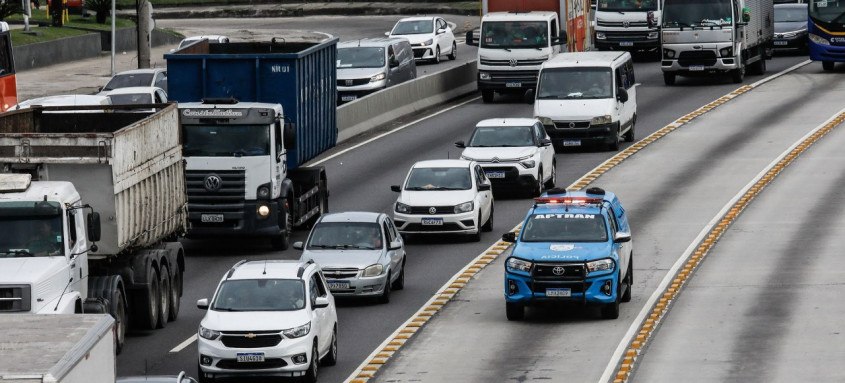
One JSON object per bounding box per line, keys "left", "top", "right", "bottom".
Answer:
{"left": 614, "top": 232, "right": 632, "bottom": 243}
{"left": 465, "top": 31, "right": 478, "bottom": 47}
{"left": 502, "top": 232, "right": 516, "bottom": 243}
{"left": 389, "top": 56, "right": 400, "bottom": 68}
{"left": 616, "top": 87, "right": 629, "bottom": 103}
{"left": 454, "top": 141, "right": 466, "bottom": 148}
{"left": 197, "top": 298, "right": 209, "bottom": 310}
{"left": 314, "top": 296, "right": 330, "bottom": 309}
{"left": 391, "top": 185, "right": 402, "bottom": 192}
{"left": 87, "top": 212, "right": 101, "bottom": 242}
{"left": 283, "top": 122, "right": 296, "bottom": 149}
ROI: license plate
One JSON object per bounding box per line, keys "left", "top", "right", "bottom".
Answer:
{"left": 546, "top": 288, "right": 571, "bottom": 297}
{"left": 689, "top": 65, "right": 705, "bottom": 71}
{"left": 562, "top": 140, "right": 581, "bottom": 147}
{"left": 237, "top": 353, "right": 265, "bottom": 363}
{"left": 421, "top": 218, "right": 444, "bottom": 226}
{"left": 774, "top": 40, "right": 788, "bottom": 46}
{"left": 201, "top": 214, "right": 224, "bottom": 223}
{"left": 327, "top": 281, "right": 350, "bottom": 290}
{"left": 486, "top": 171, "right": 506, "bottom": 179}
{"left": 619, "top": 41, "right": 634, "bottom": 47}
{"left": 341, "top": 95, "right": 357, "bottom": 102}
{"left": 505, "top": 82, "right": 522, "bottom": 88}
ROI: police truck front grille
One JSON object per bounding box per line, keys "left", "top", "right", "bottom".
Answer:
{"left": 532, "top": 263, "right": 586, "bottom": 281}
{"left": 678, "top": 51, "right": 718, "bottom": 67}
{"left": 322, "top": 268, "right": 359, "bottom": 279}
{"left": 0, "top": 285, "right": 30, "bottom": 312}
{"left": 337, "top": 78, "right": 370, "bottom": 86}
{"left": 186, "top": 170, "right": 246, "bottom": 216}
{"left": 408, "top": 206, "right": 454, "bottom": 215}
{"left": 220, "top": 334, "right": 282, "bottom": 348}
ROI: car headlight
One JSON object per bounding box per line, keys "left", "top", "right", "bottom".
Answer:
{"left": 362, "top": 264, "right": 384, "bottom": 277}
{"left": 506, "top": 257, "right": 532, "bottom": 273}
{"left": 663, "top": 48, "right": 676, "bottom": 59}
{"left": 591, "top": 115, "right": 613, "bottom": 125}
{"left": 454, "top": 201, "right": 474, "bottom": 214}
{"left": 809, "top": 33, "right": 829, "bottom": 46}
{"left": 282, "top": 322, "right": 311, "bottom": 339}
{"left": 596, "top": 31, "right": 606, "bottom": 40}
{"left": 479, "top": 72, "right": 491, "bottom": 80}
{"left": 370, "top": 72, "right": 386, "bottom": 82}
{"left": 519, "top": 160, "right": 536, "bottom": 169}
{"left": 423, "top": 39, "right": 433, "bottom": 46}
{"left": 395, "top": 202, "right": 411, "bottom": 214}
{"left": 586, "top": 258, "right": 615, "bottom": 273}
{"left": 719, "top": 47, "right": 733, "bottom": 58}
{"left": 537, "top": 116, "right": 555, "bottom": 126}
{"left": 199, "top": 326, "right": 220, "bottom": 340}
{"left": 648, "top": 31, "right": 659, "bottom": 39}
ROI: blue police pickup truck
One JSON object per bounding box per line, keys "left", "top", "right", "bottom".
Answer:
{"left": 501, "top": 187, "right": 633, "bottom": 320}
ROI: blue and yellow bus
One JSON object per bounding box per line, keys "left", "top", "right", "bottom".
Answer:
{"left": 809, "top": 0, "right": 845, "bottom": 70}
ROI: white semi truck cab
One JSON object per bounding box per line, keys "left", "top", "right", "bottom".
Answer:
{"left": 594, "top": 0, "right": 661, "bottom": 52}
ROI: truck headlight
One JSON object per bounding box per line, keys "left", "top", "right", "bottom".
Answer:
{"left": 519, "top": 160, "right": 536, "bottom": 169}
{"left": 591, "top": 115, "right": 613, "bottom": 125}
{"left": 596, "top": 32, "right": 606, "bottom": 40}
{"left": 719, "top": 47, "right": 733, "bottom": 58}
{"left": 479, "top": 72, "right": 491, "bottom": 80}
{"left": 282, "top": 322, "right": 311, "bottom": 339}
{"left": 454, "top": 201, "right": 474, "bottom": 214}
{"left": 663, "top": 48, "right": 676, "bottom": 59}
{"left": 537, "top": 116, "right": 555, "bottom": 126}
{"left": 362, "top": 264, "right": 384, "bottom": 277}
{"left": 809, "top": 34, "right": 830, "bottom": 46}
{"left": 648, "top": 31, "right": 659, "bottom": 39}
{"left": 199, "top": 326, "right": 221, "bottom": 340}
{"left": 506, "top": 257, "right": 533, "bottom": 273}
{"left": 395, "top": 202, "right": 411, "bottom": 214}
{"left": 370, "top": 72, "right": 386, "bottom": 82}
{"left": 257, "top": 204, "right": 271, "bottom": 218}
{"left": 586, "top": 258, "right": 615, "bottom": 273}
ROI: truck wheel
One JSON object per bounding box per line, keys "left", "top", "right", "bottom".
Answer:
{"left": 731, "top": 67, "right": 745, "bottom": 83}
{"left": 448, "top": 41, "right": 457, "bottom": 60}
{"left": 168, "top": 268, "right": 182, "bottom": 322}
{"left": 481, "top": 90, "right": 494, "bottom": 103}
{"left": 544, "top": 161, "right": 556, "bottom": 189}
{"left": 378, "top": 273, "right": 392, "bottom": 304}
{"left": 750, "top": 57, "right": 766, "bottom": 75}
{"left": 133, "top": 267, "right": 160, "bottom": 330}
{"left": 621, "top": 257, "right": 633, "bottom": 303}
{"left": 607, "top": 125, "right": 620, "bottom": 151}
{"left": 601, "top": 275, "right": 621, "bottom": 319}
{"left": 112, "top": 289, "right": 127, "bottom": 354}
{"left": 663, "top": 72, "right": 676, "bottom": 86}
{"left": 156, "top": 266, "right": 171, "bottom": 329}
{"left": 506, "top": 302, "right": 524, "bottom": 321}
{"left": 624, "top": 116, "right": 636, "bottom": 143}
{"left": 271, "top": 198, "right": 292, "bottom": 250}
{"left": 823, "top": 61, "right": 835, "bottom": 71}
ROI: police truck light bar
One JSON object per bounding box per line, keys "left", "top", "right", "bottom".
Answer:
{"left": 533, "top": 197, "right": 604, "bottom": 206}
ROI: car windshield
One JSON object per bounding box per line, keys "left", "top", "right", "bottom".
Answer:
{"left": 468, "top": 126, "right": 535, "bottom": 147}
{"left": 480, "top": 21, "right": 549, "bottom": 49}
{"left": 337, "top": 47, "right": 386, "bottom": 69}
{"left": 212, "top": 279, "right": 306, "bottom": 311}
{"left": 598, "top": 0, "right": 658, "bottom": 12}
{"left": 521, "top": 213, "right": 608, "bottom": 242}
{"left": 183, "top": 124, "right": 270, "bottom": 157}
{"left": 663, "top": 0, "right": 733, "bottom": 27}
{"left": 308, "top": 222, "right": 383, "bottom": 250}
{"left": 0, "top": 201, "right": 64, "bottom": 258}
{"left": 108, "top": 93, "right": 152, "bottom": 104}
{"left": 537, "top": 67, "right": 613, "bottom": 100}
{"left": 405, "top": 167, "right": 472, "bottom": 190}
{"left": 392, "top": 20, "right": 433, "bottom": 35}
{"left": 776, "top": 5, "right": 807, "bottom": 22}
{"left": 103, "top": 73, "right": 154, "bottom": 91}
{"left": 810, "top": 0, "right": 845, "bottom": 23}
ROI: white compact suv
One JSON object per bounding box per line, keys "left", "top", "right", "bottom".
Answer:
{"left": 457, "top": 118, "right": 556, "bottom": 197}
{"left": 388, "top": 16, "right": 456, "bottom": 63}
{"left": 391, "top": 159, "right": 494, "bottom": 241}
{"left": 196, "top": 260, "right": 338, "bottom": 383}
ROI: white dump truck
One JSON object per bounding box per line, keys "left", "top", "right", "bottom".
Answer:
{"left": 0, "top": 314, "right": 115, "bottom": 383}
{"left": 0, "top": 104, "right": 187, "bottom": 353}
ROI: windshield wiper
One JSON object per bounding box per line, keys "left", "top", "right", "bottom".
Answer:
{"left": 310, "top": 244, "right": 339, "bottom": 249}
{"left": 213, "top": 307, "right": 242, "bottom": 312}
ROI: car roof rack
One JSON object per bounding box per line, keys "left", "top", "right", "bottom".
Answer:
{"left": 226, "top": 259, "right": 248, "bottom": 279}
{"left": 297, "top": 259, "right": 315, "bottom": 278}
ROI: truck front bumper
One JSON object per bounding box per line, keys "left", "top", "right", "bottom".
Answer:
{"left": 477, "top": 70, "right": 539, "bottom": 92}
{"left": 661, "top": 45, "right": 737, "bottom": 74}
{"left": 595, "top": 30, "right": 659, "bottom": 51}
{"left": 187, "top": 200, "right": 282, "bottom": 238}
{"left": 543, "top": 122, "right": 618, "bottom": 148}
{"left": 504, "top": 270, "right": 619, "bottom": 305}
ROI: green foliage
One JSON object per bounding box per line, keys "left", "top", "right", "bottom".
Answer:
{"left": 0, "top": 0, "right": 23, "bottom": 21}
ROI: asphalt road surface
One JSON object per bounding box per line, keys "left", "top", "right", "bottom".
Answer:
{"left": 115, "top": 53, "right": 811, "bottom": 382}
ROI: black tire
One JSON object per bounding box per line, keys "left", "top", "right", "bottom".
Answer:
{"left": 133, "top": 266, "right": 160, "bottom": 330}
{"left": 623, "top": 115, "right": 636, "bottom": 142}
{"left": 168, "top": 267, "right": 182, "bottom": 322}
{"left": 607, "top": 124, "right": 620, "bottom": 151}
{"left": 750, "top": 56, "right": 766, "bottom": 75}
{"left": 544, "top": 161, "right": 556, "bottom": 189}
{"left": 601, "top": 275, "right": 622, "bottom": 319}
{"left": 470, "top": 213, "right": 482, "bottom": 242}
{"left": 482, "top": 206, "right": 494, "bottom": 232}
{"left": 663, "top": 72, "right": 676, "bottom": 86}
{"left": 321, "top": 326, "right": 338, "bottom": 366}
{"left": 621, "top": 256, "right": 633, "bottom": 303}
{"left": 302, "top": 344, "right": 319, "bottom": 383}
{"left": 823, "top": 61, "right": 835, "bottom": 71}
{"left": 392, "top": 260, "right": 405, "bottom": 290}
{"left": 731, "top": 66, "right": 745, "bottom": 83}
{"left": 481, "top": 90, "right": 494, "bottom": 103}
{"left": 271, "top": 198, "right": 293, "bottom": 250}
{"left": 156, "top": 266, "right": 171, "bottom": 329}
{"left": 379, "top": 272, "right": 392, "bottom": 304}
{"left": 448, "top": 41, "right": 457, "bottom": 60}
{"left": 112, "top": 288, "right": 127, "bottom": 354}
{"left": 434, "top": 46, "right": 441, "bottom": 64}
{"left": 198, "top": 364, "right": 214, "bottom": 383}
{"left": 532, "top": 168, "right": 544, "bottom": 197}
{"left": 506, "top": 302, "right": 524, "bottom": 321}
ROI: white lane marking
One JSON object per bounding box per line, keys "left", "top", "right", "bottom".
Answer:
{"left": 597, "top": 59, "right": 814, "bottom": 383}
{"left": 307, "top": 96, "right": 481, "bottom": 167}
{"left": 170, "top": 334, "right": 197, "bottom": 353}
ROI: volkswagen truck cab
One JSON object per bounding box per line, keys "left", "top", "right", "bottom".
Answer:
{"left": 501, "top": 187, "right": 633, "bottom": 321}
{"left": 534, "top": 52, "right": 637, "bottom": 151}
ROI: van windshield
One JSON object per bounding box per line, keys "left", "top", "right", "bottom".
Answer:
{"left": 183, "top": 124, "right": 271, "bottom": 157}
{"left": 480, "top": 21, "right": 549, "bottom": 49}
{"left": 537, "top": 67, "right": 613, "bottom": 100}
{"left": 338, "top": 47, "right": 386, "bottom": 69}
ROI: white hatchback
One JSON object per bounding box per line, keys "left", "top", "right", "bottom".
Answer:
{"left": 388, "top": 16, "right": 456, "bottom": 64}
{"left": 196, "top": 260, "right": 338, "bottom": 383}
{"left": 391, "top": 159, "right": 494, "bottom": 241}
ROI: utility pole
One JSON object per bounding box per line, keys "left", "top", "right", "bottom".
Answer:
{"left": 110, "top": 0, "right": 115, "bottom": 75}
{"left": 136, "top": 0, "right": 151, "bottom": 68}
{"left": 21, "top": 0, "right": 31, "bottom": 32}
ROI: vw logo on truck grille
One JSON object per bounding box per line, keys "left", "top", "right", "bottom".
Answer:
{"left": 552, "top": 266, "right": 566, "bottom": 276}
{"left": 429, "top": 207, "right": 437, "bottom": 214}
{"left": 509, "top": 59, "right": 518, "bottom": 67}
{"left": 622, "top": 21, "right": 630, "bottom": 28}
{"left": 204, "top": 175, "right": 223, "bottom": 192}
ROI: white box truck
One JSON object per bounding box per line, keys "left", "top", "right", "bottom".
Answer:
{"left": 0, "top": 104, "right": 188, "bottom": 353}
{"left": 594, "top": 0, "right": 662, "bottom": 54}
{"left": 0, "top": 314, "right": 115, "bottom": 383}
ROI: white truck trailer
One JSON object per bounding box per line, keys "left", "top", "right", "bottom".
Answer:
{"left": 0, "top": 314, "right": 115, "bottom": 383}
{"left": 0, "top": 104, "right": 188, "bottom": 353}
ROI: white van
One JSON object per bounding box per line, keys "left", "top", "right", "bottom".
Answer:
{"left": 533, "top": 52, "right": 637, "bottom": 151}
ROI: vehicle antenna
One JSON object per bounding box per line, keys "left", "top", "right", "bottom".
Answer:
{"left": 262, "top": 260, "right": 268, "bottom": 275}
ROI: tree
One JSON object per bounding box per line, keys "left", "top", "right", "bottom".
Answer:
{"left": 86, "top": 0, "right": 112, "bottom": 24}
{"left": 0, "top": 0, "right": 22, "bottom": 21}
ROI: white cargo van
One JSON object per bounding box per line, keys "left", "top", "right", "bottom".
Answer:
{"left": 533, "top": 52, "right": 637, "bottom": 151}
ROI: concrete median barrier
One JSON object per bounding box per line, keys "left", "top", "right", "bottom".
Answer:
{"left": 337, "top": 60, "right": 477, "bottom": 143}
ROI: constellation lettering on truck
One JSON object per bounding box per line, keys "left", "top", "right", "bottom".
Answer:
{"left": 181, "top": 109, "right": 245, "bottom": 117}
{"left": 534, "top": 213, "right": 596, "bottom": 219}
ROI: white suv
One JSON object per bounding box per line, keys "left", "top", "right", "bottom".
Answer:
{"left": 196, "top": 260, "right": 338, "bottom": 383}
{"left": 391, "top": 160, "right": 494, "bottom": 241}
{"left": 388, "top": 16, "right": 457, "bottom": 64}
{"left": 457, "top": 118, "right": 556, "bottom": 197}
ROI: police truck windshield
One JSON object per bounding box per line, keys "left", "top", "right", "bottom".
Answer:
{"left": 521, "top": 213, "right": 608, "bottom": 242}
{"left": 183, "top": 124, "right": 271, "bottom": 157}
{"left": 480, "top": 21, "right": 549, "bottom": 49}
{"left": 663, "top": 0, "right": 733, "bottom": 27}
{"left": 598, "top": 0, "right": 658, "bottom": 12}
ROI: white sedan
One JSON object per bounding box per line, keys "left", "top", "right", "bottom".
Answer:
{"left": 388, "top": 16, "right": 456, "bottom": 64}
{"left": 391, "top": 159, "right": 494, "bottom": 241}
{"left": 102, "top": 86, "right": 168, "bottom": 105}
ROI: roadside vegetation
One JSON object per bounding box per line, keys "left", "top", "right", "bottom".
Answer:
{"left": 6, "top": 12, "right": 134, "bottom": 45}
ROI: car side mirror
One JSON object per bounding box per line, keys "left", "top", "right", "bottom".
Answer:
{"left": 614, "top": 232, "right": 632, "bottom": 243}
{"left": 478, "top": 183, "right": 492, "bottom": 191}
{"left": 465, "top": 31, "right": 478, "bottom": 46}
{"left": 197, "top": 298, "right": 209, "bottom": 310}
{"left": 384, "top": 31, "right": 390, "bottom": 36}
{"left": 539, "top": 138, "right": 552, "bottom": 147}
{"left": 454, "top": 141, "right": 466, "bottom": 148}
{"left": 617, "top": 87, "right": 629, "bottom": 103}
{"left": 87, "top": 212, "right": 101, "bottom": 242}
{"left": 388, "top": 240, "right": 402, "bottom": 250}
{"left": 437, "top": 28, "right": 446, "bottom": 35}
{"left": 502, "top": 232, "right": 517, "bottom": 243}
{"left": 314, "top": 296, "right": 330, "bottom": 309}
{"left": 293, "top": 241, "right": 304, "bottom": 250}
{"left": 391, "top": 185, "right": 401, "bottom": 192}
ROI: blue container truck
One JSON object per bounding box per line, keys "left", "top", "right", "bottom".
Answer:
{"left": 165, "top": 36, "right": 337, "bottom": 250}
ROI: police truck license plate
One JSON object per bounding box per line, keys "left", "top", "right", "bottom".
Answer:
{"left": 774, "top": 40, "right": 787, "bottom": 46}
{"left": 421, "top": 218, "right": 443, "bottom": 226}
{"left": 546, "top": 288, "right": 571, "bottom": 297}
{"left": 562, "top": 140, "right": 581, "bottom": 147}
{"left": 620, "top": 41, "right": 634, "bottom": 47}
{"left": 237, "top": 353, "right": 265, "bottom": 363}
{"left": 201, "top": 214, "right": 224, "bottom": 223}
{"left": 689, "top": 65, "right": 705, "bottom": 71}
{"left": 505, "top": 82, "right": 522, "bottom": 88}
{"left": 486, "top": 171, "right": 506, "bottom": 179}
{"left": 327, "top": 281, "right": 350, "bottom": 290}
{"left": 341, "top": 95, "right": 357, "bottom": 102}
